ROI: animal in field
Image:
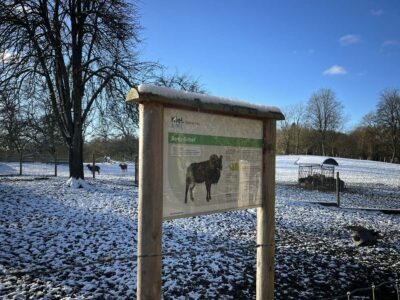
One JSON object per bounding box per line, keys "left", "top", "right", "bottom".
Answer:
{"left": 345, "top": 225, "right": 382, "bottom": 247}
{"left": 86, "top": 164, "right": 100, "bottom": 174}
{"left": 185, "top": 154, "right": 223, "bottom": 203}
{"left": 119, "top": 163, "right": 128, "bottom": 172}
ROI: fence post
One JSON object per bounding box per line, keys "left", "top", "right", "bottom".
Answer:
{"left": 135, "top": 155, "right": 138, "bottom": 185}
{"left": 336, "top": 171, "right": 340, "bottom": 207}
{"left": 136, "top": 102, "right": 163, "bottom": 300}
{"left": 256, "top": 120, "right": 276, "bottom": 300}
{"left": 92, "top": 152, "right": 95, "bottom": 179}
{"left": 54, "top": 152, "right": 58, "bottom": 177}
{"left": 19, "top": 152, "right": 23, "bottom": 176}
{"left": 371, "top": 284, "right": 375, "bottom": 300}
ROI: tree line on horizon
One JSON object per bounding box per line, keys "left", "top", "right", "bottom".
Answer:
{"left": 2, "top": 85, "right": 398, "bottom": 165}
{"left": 0, "top": 70, "right": 204, "bottom": 163}
{"left": 277, "top": 88, "right": 400, "bottom": 164}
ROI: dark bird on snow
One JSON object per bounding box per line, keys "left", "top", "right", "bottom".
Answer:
{"left": 345, "top": 225, "right": 382, "bottom": 247}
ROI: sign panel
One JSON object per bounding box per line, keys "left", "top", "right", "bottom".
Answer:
{"left": 163, "top": 108, "right": 263, "bottom": 219}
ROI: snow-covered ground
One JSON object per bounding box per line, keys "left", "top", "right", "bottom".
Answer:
{"left": 0, "top": 156, "right": 399, "bottom": 299}
{"left": 277, "top": 155, "right": 400, "bottom": 210}
{"left": 277, "top": 155, "right": 400, "bottom": 188}
{"left": 0, "top": 162, "right": 135, "bottom": 178}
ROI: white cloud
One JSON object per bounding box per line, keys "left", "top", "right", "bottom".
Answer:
{"left": 339, "top": 34, "right": 362, "bottom": 46}
{"left": 370, "top": 9, "right": 383, "bottom": 16}
{"left": 382, "top": 40, "right": 400, "bottom": 47}
{"left": 323, "top": 65, "right": 347, "bottom": 76}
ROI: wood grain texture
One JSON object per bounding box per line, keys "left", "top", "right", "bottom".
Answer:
{"left": 137, "top": 102, "right": 164, "bottom": 300}
{"left": 336, "top": 172, "right": 340, "bottom": 207}
{"left": 256, "top": 120, "right": 276, "bottom": 300}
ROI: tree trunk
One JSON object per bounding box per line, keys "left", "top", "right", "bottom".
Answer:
{"left": 69, "top": 129, "right": 84, "bottom": 179}
{"left": 391, "top": 137, "right": 399, "bottom": 163}
{"left": 321, "top": 134, "right": 326, "bottom": 156}
{"left": 295, "top": 130, "right": 300, "bottom": 155}
{"left": 389, "top": 138, "right": 395, "bottom": 163}
{"left": 284, "top": 141, "right": 290, "bottom": 155}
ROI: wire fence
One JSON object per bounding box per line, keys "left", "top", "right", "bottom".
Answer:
{"left": 285, "top": 172, "right": 400, "bottom": 211}
{"left": 82, "top": 155, "right": 137, "bottom": 181}
{"left": 1, "top": 215, "right": 398, "bottom": 299}
{"left": 0, "top": 153, "right": 68, "bottom": 177}
{"left": 1, "top": 243, "right": 259, "bottom": 278}
{"left": 323, "top": 279, "right": 400, "bottom": 300}
{"left": 1, "top": 159, "right": 398, "bottom": 298}
{"left": 3, "top": 243, "right": 398, "bottom": 300}
{"left": 0, "top": 153, "right": 138, "bottom": 180}
{"left": 342, "top": 182, "right": 400, "bottom": 210}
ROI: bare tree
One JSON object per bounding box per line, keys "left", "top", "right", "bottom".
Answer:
{"left": 91, "top": 70, "right": 205, "bottom": 161}
{"left": 279, "top": 103, "right": 306, "bottom": 154}
{"left": 100, "top": 87, "right": 139, "bottom": 139}
{"left": 306, "top": 88, "right": 344, "bottom": 156}
{"left": 376, "top": 89, "right": 400, "bottom": 163}
{"left": 278, "top": 116, "right": 293, "bottom": 155}
{"left": 291, "top": 103, "right": 306, "bottom": 154}
{"left": 27, "top": 93, "right": 65, "bottom": 158}
{"left": 0, "top": 0, "right": 149, "bottom": 179}
{"left": 350, "top": 112, "right": 379, "bottom": 160}
{"left": 0, "top": 91, "right": 31, "bottom": 157}
{"left": 154, "top": 71, "right": 206, "bottom": 93}
{"left": 95, "top": 69, "right": 205, "bottom": 140}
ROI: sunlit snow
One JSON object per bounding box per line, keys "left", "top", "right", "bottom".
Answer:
{"left": 0, "top": 156, "right": 399, "bottom": 299}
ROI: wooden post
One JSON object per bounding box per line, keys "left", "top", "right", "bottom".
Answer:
{"left": 19, "top": 152, "right": 23, "bottom": 176}
{"left": 137, "top": 102, "right": 163, "bottom": 300}
{"left": 54, "top": 152, "right": 58, "bottom": 177}
{"left": 92, "top": 152, "right": 95, "bottom": 179}
{"left": 336, "top": 171, "right": 340, "bottom": 207}
{"left": 135, "top": 155, "right": 139, "bottom": 185}
{"left": 256, "top": 120, "right": 276, "bottom": 300}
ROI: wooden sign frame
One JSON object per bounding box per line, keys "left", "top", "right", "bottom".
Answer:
{"left": 126, "top": 85, "right": 284, "bottom": 300}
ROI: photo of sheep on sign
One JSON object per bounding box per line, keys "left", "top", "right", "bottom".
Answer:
{"left": 163, "top": 108, "right": 263, "bottom": 219}
{"left": 185, "top": 154, "right": 223, "bottom": 203}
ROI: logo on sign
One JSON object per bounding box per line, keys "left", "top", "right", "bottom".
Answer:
{"left": 171, "top": 116, "right": 184, "bottom": 129}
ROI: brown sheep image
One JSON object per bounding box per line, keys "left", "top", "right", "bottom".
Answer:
{"left": 185, "top": 154, "right": 223, "bottom": 203}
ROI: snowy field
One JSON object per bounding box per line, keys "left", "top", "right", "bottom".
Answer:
{"left": 277, "top": 155, "right": 400, "bottom": 188}
{"left": 0, "top": 161, "right": 135, "bottom": 178}
{"left": 277, "top": 155, "right": 400, "bottom": 210}
{"left": 0, "top": 156, "right": 399, "bottom": 299}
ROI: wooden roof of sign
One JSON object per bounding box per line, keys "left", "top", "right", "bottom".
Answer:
{"left": 126, "top": 84, "right": 285, "bottom": 120}
{"left": 295, "top": 156, "right": 339, "bottom": 166}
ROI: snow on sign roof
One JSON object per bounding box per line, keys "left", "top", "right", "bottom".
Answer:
{"left": 295, "top": 157, "right": 339, "bottom": 166}
{"left": 126, "top": 84, "right": 285, "bottom": 120}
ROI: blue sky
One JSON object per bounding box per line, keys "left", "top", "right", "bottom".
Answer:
{"left": 139, "top": 0, "right": 400, "bottom": 130}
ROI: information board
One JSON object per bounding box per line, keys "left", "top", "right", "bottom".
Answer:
{"left": 163, "top": 108, "right": 263, "bottom": 219}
